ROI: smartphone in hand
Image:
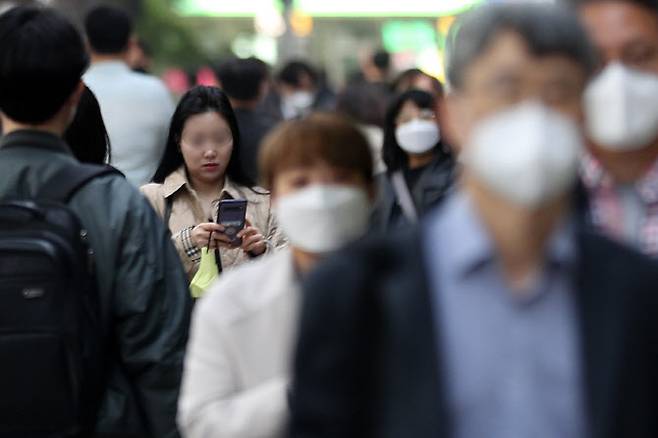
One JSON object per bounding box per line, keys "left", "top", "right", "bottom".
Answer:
{"left": 217, "top": 199, "right": 247, "bottom": 246}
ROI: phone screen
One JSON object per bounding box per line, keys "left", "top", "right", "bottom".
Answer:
{"left": 217, "top": 199, "right": 247, "bottom": 244}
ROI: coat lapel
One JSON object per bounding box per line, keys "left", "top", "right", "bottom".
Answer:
{"left": 376, "top": 230, "right": 448, "bottom": 437}
{"left": 575, "top": 231, "right": 626, "bottom": 438}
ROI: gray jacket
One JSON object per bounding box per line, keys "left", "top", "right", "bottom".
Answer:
{"left": 0, "top": 130, "right": 191, "bottom": 438}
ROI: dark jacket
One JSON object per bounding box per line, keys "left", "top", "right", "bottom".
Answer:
{"left": 233, "top": 107, "right": 279, "bottom": 184}
{"left": 290, "top": 219, "right": 658, "bottom": 438}
{"left": 0, "top": 131, "right": 192, "bottom": 438}
{"left": 370, "top": 156, "right": 455, "bottom": 232}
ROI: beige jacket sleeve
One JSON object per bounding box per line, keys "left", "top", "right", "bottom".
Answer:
{"left": 140, "top": 183, "right": 199, "bottom": 277}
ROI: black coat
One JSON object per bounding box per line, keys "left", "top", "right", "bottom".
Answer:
{"left": 0, "top": 131, "right": 191, "bottom": 438}
{"left": 370, "top": 156, "right": 455, "bottom": 232}
{"left": 289, "top": 222, "right": 658, "bottom": 438}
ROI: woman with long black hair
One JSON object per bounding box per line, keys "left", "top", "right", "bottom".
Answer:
{"left": 371, "top": 89, "right": 456, "bottom": 231}
{"left": 141, "top": 85, "right": 286, "bottom": 280}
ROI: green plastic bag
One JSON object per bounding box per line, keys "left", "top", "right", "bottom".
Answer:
{"left": 189, "top": 248, "right": 219, "bottom": 298}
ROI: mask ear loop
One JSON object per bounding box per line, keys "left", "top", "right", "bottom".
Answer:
{"left": 206, "top": 217, "right": 214, "bottom": 251}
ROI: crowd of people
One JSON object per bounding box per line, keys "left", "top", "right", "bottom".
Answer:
{"left": 0, "top": 0, "right": 658, "bottom": 437}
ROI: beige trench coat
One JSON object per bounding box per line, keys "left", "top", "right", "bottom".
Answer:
{"left": 140, "top": 166, "right": 287, "bottom": 279}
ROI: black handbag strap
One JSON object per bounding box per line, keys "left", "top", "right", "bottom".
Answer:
{"left": 164, "top": 196, "right": 173, "bottom": 228}
{"left": 38, "top": 163, "right": 122, "bottom": 203}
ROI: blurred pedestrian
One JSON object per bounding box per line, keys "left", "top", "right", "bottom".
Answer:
{"left": 0, "top": 7, "right": 191, "bottom": 437}
{"left": 371, "top": 89, "right": 455, "bottom": 231}
{"left": 262, "top": 60, "right": 335, "bottom": 120}
{"left": 336, "top": 82, "right": 389, "bottom": 173}
{"left": 570, "top": 0, "right": 658, "bottom": 257}
{"left": 84, "top": 5, "right": 174, "bottom": 186}
{"left": 290, "top": 4, "right": 658, "bottom": 438}
{"left": 178, "top": 113, "right": 374, "bottom": 438}
{"left": 216, "top": 57, "right": 278, "bottom": 183}
{"left": 64, "top": 85, "right": 111, "bottom": 165}
{"left": 141, "top": 86, "right": 286, "bottom": 281}
{"left": 361, "top": 49, "right": 392, "bottom": 85}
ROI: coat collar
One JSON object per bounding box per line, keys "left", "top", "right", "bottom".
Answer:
{"left": 162, "top": 166, "right": 255, "bottom": 202}
{"left": 0, "top": 130, "right": 73, "bottom": 156}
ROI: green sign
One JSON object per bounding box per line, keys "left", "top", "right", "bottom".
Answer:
{"left": 382, "top": 21, "right": 437, "bottom": 53}
{"left": 176, "top": 0, "right": 279, "bottom": 17}
{"left": 293, "top": 0, "right": 482, "bottom": 17}
{"left": 177, "top": 0, "right": 482, "bottom": 17}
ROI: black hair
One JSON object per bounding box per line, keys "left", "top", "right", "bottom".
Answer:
{"left": 336, "top": 82, "right": 390, "bottom": 128}
{"left": 373, "top": 50, "right": 391, "bottom": 71}
{"left": 84, "top": 5, "right": 133, "bottom": 54}
{"left": 152, "top": 86, "right": 256, "bottom": 188}
{"left": 392, "top": 68, "right": 444, "bottom": 97}
{"left": 216, "top": 57, "right": 268, "bottom": 102}
{"left": 446, "top": 3, "right": 597, "bottom": 90}
{"left": 0, "top": 6, "right": 88, "bottom": 124}
{"left": 64, "top": 85, "right": 111, "bottom": 165}
{"left": 382, "top": 89, "right": 444, "bottom": 172}
{"left": 277, "top": 60, "right": 318, "bottom": 87}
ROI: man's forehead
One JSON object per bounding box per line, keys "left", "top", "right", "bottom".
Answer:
{"left": 581, "top": 1, "right": 658, "bottom": 48}
{"left": 466, "top": 31, "right": 585, "bottom": 76}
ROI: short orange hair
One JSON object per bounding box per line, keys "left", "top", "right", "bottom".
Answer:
{"left": 259, "top": 112, "right": 374, "bottom": 190}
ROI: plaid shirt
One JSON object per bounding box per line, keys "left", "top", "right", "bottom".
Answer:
{"left": 581, "top": 153, "right": 658, "bottom": 257}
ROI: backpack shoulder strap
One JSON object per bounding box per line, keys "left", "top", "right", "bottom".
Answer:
{"left": 38, "top": 163, "right": 123, "bottom": 203}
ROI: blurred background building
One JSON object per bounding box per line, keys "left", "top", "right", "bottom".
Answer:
{"left": 0, "top": 0, "right": 487, "bottom": 93}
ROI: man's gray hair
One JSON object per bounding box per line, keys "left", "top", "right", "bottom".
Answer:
{"left": 445, "top": 3, "right": 597, "bottom": 91}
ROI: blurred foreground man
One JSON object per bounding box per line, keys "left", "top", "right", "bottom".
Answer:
{"left": 0, "top": 7, "right": 190, "bottom": 437}
{"left": 290, "top": 4, "right": 658, "bottom": 438}
{"left": 570, "top": 0, "right": 658, "bottom": 256}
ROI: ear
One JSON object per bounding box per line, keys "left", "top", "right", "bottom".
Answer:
{"left": 440, "top": 92, "right": 469, "bottom": 155}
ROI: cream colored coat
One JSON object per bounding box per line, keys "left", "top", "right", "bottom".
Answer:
{"left": 140, "top": 166, "right": 287, "bottom": 279}
{"left": 178, "top": 249, "right": 299, "bottom": 438}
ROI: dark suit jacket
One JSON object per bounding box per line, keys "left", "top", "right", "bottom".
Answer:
{"left": 370, "top": 156, "right": 456, "bottom": 232}
{"left": 289, "top": 223, "right": 658, "bottom": 438}
{"left": 233, "top": 107, "right": 279, "bottom": 184}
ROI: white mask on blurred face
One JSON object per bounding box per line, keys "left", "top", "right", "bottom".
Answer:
{"left": 395, "top": 119, "right": 440, "bottom": 154}
{"left": 275, "top": 184, "right": 370, "bottom": 253}
{"left": 584, "top": 62, "right": 658, "bottom": 151}
{"left": 461, "top": 101, "right": 582, "bottom": 208}
{"left": 282, "top": 91, "right": 314, "bottom": 119}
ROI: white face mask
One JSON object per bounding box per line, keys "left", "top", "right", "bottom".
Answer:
{"left": 584, "top": 62, "right": 658, "bottom": 151}
{"left": 282, "top": 91, "right": 314, "bottom": 119}
{"left": 274, "top": 184, "right": 370, "bottom": 254}
{"left": 462, "top": 101, "right": 582, "bottom": 208}
{"left": 395, "top": 119, "right": 440, "bottom": 154}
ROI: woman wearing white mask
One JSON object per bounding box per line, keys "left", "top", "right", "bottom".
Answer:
{"left": 371, "top": 89, "right": 456, "bottom": 231}
{"left": 177, "top": 113, "right": 374, "bottom": 438}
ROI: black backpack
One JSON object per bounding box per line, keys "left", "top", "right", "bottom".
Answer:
{"left": 0, "top": 162, "right": 119, "bottom": 437}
